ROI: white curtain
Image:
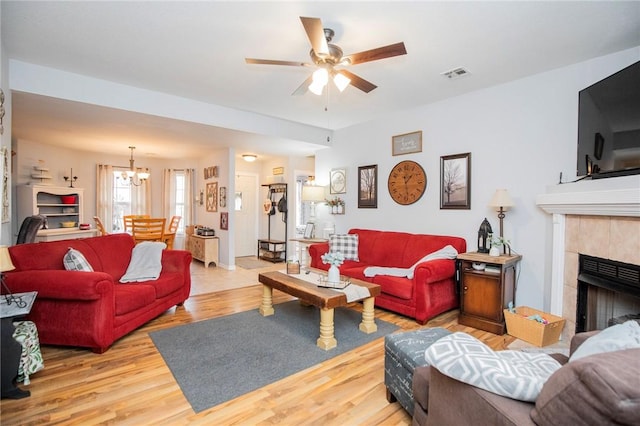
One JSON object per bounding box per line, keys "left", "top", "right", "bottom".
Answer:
{"left": 162, "top": 168, "right": 195, "bottom": 228}
{"left": 132, "top": 179, "right": 150, "bottom": 215}
{"left": 96, "top": 164, "right": 114, "bottom": 231}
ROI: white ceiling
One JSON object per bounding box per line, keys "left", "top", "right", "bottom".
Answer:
{"left": 3, "top": 1, "right": 640, "bottom": 160}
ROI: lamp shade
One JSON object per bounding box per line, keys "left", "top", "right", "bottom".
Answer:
{"left": 489, "top": 189, "right": 514, "bottom": 209}
{"left": 0, "top": 246, "right": 15, "bottom": 273}
{"left": 301, "top": 185, "right": 325, "bottom": 202}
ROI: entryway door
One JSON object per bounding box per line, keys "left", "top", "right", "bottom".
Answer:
{"left": 234, "top": 173, "right": 258, "bottom": 257}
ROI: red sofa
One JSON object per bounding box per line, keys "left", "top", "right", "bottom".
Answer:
{"left": 4, "top": 233, "right": 191, "bottom": 353}
{"left": 309, "top": 229, "right": 466, "bottom": 324}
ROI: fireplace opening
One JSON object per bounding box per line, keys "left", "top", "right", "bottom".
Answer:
{"left": 576, "top": 254, "right": 640, "bottom": 333}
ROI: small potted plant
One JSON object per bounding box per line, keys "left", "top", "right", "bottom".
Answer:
{"left": 321, "top": 251, "right": 345, "bottom": 283}
{"left": 489, "top": 234, "right": 510, "bottom": 256}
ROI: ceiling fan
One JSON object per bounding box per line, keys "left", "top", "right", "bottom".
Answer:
{"left": 245, "top": 16, "right": 407, "bottom": 96}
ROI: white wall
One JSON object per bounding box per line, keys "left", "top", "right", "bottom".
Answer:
{"left": 0, "top": 4, "right": 12, "bottom": 245}
{"left": 315, "top": 47, "right": 639, "bottom": 311}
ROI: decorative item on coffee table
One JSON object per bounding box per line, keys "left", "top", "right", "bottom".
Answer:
{"left": 321, "top": 251, "right": 344, "bottom": 287}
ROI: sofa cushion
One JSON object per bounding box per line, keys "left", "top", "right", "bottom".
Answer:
{"left": 372, "top": 275, "right": 414, "bottom": 300}
{"left": 114, "top": 285, "right": 156, "bottom": 316}
{"left": 532, "top": 348, "right": 640, "bottom": 426}
{"left": 63, "top": 248, "right": 94, "bottom": 272}
{"left": 570, "top": 320, "right": 640, "bottom": 362}
{"left": 329, "top": 234, "right": 359, "bottom": 261}
{"left": 148, "top": 273, "right": 186, "bottom": 299}
{"left": 425, "top": 332, "right": 561, "bottom": 402}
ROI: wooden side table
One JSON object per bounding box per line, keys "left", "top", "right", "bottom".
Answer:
{"left": 185, "top": 235, "right": 219, "bottom": 268}
{"left": 457, "top": 252, "right": 522, "bottom": 335}
{"left": 289, "top": 238, "right": 328, "bottom": 267}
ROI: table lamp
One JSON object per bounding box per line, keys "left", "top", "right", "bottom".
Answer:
{"left": 301, "top": 185, "right": 326, "bottom": 224}
{"left": 488, "top": 189, "right": 514, "bottom": 253}
{"left": 0, "top": 245, "right": 22, "bottom": 306}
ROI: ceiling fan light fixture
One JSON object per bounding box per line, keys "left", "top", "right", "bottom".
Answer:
{"left": 308, "top": 81, "right": 325, "bottom": 96}
{"left": 312, "top": 68, "right": 329, "bottom": 85}
{"left": 333, "top": 72, "right": 351, "bottom": 92}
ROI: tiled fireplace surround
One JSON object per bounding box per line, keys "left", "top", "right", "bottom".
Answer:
{"left": 536, "top": 175, "right": 640, "bottom": 342}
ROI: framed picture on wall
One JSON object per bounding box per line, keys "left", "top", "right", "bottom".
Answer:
{"left": 330, "top": 168, "right": 347, "bottom": 194}
{"left": 440, "top": 153, "right": 471, "bottom": 210}
{"left": 392, "top": 130, "right": 422, "bottom": 156}
{"left": 358, "top": 164, "right": 378, "bottom": 208}
{"left": 206, "top": 182, "right": 218, "bottom": 212}
{"left": 220, "top": 212, "right": 228, "bottom": 230}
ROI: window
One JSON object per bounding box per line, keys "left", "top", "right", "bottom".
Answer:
{"left": 173, "top": 171, "right": 186, "bottom": 234}
{"left": 112, "top": 171, "right": 132, "bottom": 232}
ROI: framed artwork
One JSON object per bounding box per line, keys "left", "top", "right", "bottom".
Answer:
{"left": 272, "top": 167, "right": 284, "bottom": 175}
{"left": 206, "top": 182, "right": 218, "bottom": 212}
{"left": 204, "top": 166, "right": 218, "bottom": 179}
{"left": 330, "top": 168, "right": 346, "bottom": 194}
{"left": 303, "top": 223, "right": 314, "bottom": 239}
{"left": 219, "top": 186, "right": 227, "bottom": 208}
{"left": 358, "top": 164, "right": 378, "bottom": 208}
{"left": 220, "top": 212, "right": 228, "bottom": 230}
{"left": 594, "top": 133, "right": 604, "bottom": 160}
{"left": 440, "top": 153, "right": 471, "bottom": 210}
{"left": 392, "top": 130, "right": 422, "bottom": 156}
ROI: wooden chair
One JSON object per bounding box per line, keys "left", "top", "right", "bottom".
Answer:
{"left": 123, "top": 214, "right": 150, "bottom": 233}
{"left": 131, "top": 218, "right": 166, "bottom": 245}
{"left": 164, "top": 216, "right": 181, "bottom": 250}
{"left": 93, "top": 216, "right": 108, "bottom": 236}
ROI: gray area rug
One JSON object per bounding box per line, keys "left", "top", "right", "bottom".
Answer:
{"left": 235, "top": 256, "right": 274, "bottom": 269}
{"left": 150, "top": 301, "right": 398, "bottom": 413}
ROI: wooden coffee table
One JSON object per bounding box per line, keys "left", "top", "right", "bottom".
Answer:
{"left": 258, "top": 270, "right": 381, "bottom": 350}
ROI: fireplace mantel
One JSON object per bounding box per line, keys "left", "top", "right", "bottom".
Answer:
{"left": 536, "top": 174, "right": 640, "bottom": 217}
{"left": 536, "top": 174, "right": 640, "bottom": 339}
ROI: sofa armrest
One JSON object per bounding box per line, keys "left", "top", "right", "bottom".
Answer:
{"left": 308, "top": 242, "right": 330, "bottom": 269}
{"left": 4, "top": 270, "right": 114, "bottom": 300}
{"left": 413, "top": 259, "right": 456, "bottom": 283}
{"left": 160, "top": 249, "right": 192, "bottom": 273}
{"left": 569, "top": 330, "right": 600, "bottom": 355}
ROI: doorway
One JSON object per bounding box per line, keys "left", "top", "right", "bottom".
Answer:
{"left": 234, "top": 173, "right": 258, "bottom": 257}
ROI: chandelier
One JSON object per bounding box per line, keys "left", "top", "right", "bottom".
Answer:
{"left": 121, "top": 146, "right": 150, "bottom": 186}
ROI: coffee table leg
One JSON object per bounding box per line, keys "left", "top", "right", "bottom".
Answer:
{"left": 317, "top": 308, "right": 337, "bottom": 350}
{"left": 359, "top": 297, "right": 377, "bottom": 334}
{"left": 259, "top": 285, "right": 275, "bottom": 316}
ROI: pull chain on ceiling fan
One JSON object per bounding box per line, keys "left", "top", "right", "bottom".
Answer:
{"left": 245, "top": 16, "right": 407, "bottom": 96}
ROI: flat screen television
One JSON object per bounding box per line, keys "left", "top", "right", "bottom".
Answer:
{"left": 576, "top": 60, "right": 640, "bottom": 178}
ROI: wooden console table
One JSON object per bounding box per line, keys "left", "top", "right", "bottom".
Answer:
{"left": 185, "top": 234, "right": 219, "bottom": 268}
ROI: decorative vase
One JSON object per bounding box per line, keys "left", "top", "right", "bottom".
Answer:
{"left": 328, "top": 264, "right": 340, "bottom": 283}
{"left": 337, "top": 204, "right": 344, "bottom": 214}
{"left": 332, "top": 205, "right": 338, "bottom": 214}
{"left": 489, "top": 246, "right": 500, "bottom": 257}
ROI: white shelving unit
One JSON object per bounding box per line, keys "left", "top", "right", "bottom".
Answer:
{"left": 18, "top": 185, "right": 95, "bottom": 241}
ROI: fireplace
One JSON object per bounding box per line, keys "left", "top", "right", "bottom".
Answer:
{"left": 576, "top": 254, "right": 640, "bottom": 333}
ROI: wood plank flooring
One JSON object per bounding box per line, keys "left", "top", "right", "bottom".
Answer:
{"left": 0, "top": 260, "right": 514, "bottom": 425}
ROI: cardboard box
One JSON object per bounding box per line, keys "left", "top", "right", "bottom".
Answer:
{"left": 504, "top": 306, "right": 565, "bottom": 347}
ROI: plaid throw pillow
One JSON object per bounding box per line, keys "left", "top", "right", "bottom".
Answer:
{"left": 63, "top": 248, "right": 94, "bottom": 272}
{"left": 329, "top": 234, "right": 359, "bottom": 261}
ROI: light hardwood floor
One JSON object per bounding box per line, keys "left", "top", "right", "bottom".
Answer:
{"left": 0, "top": 260, "right": 514, "bottom": 425}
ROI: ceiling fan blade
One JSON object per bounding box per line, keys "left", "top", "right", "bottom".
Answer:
{"left": 343, "top": 42, "right": 407, "bottom": 65}
{"left": 292, "top": 75, "right": 313, "bottom": 96}
{"left": 300, "top": 17, "right": 329, "bottom": 56}
{"left": 339, "top": 69, "right": 377, "bottom": 93}
{"left": 245, "top": 58, "right": 310, "bottom": 67}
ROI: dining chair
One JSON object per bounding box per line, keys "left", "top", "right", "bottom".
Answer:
{"left": 131, "top": 218, "right": 166, "bottom": 245}
{"left": 164, "top": 216, "right": 181, "bottom": 250}
{"left": 123, "top": 214, "right": 150, "bottom": 233}
{"left": 93, "top": 216, "right": 108, "bottom": 236}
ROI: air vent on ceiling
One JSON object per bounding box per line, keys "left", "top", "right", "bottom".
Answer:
{"left": 441, "top": 67, "right": 470, "bottom": 80}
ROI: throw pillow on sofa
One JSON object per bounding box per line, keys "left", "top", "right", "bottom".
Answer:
{"left": 570, "top": 320, "right": 640, "bottom": 362}
{"left": 329, "top": 234, "right": 359, "bottom": 261}
{"left": 63, "top": 248, "right": 94, "bottom": 272}
{"left": 424, "top": 332, "right": 561, "bottom": 402}
{"left": 120, "top": 241, "right": 166, "bottom": 283}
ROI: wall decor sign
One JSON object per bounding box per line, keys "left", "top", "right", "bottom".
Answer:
{"left": 392, "top": 131, "right": 422, "bottom": 156}
{"left": 220, "top": 212, "right": 228, "bottom": 230}
{"left": 219, "top": 186, "right": 227, "bottom": 208}
{"left": 330, "top": 168, "right": 346, "bottom": 194}
{"left": 1, "top": 147, "right": 9, "bottom": 222}
{"left": 358, "top": 164, "right": 378, "bottom": 208}
{"left": 273, "top": 167, "right": 284, "bottom": 175}
{"left": 440, "top": 152, "right": 471, "bottom": 210}
{"left": 204, "top": 166, "right": 218, "bottom": 180}
{"left": 206, "top": 182, "right": 218, "bottom": 212}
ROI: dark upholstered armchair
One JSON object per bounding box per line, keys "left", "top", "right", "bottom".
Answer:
{"left": 16, "top": 215, "right": 46, "bottom": 244}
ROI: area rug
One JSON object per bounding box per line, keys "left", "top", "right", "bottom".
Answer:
{"left": 235, "top": 256, "right": 274, "bottom": 269}
{"left": 150, "top": 301, "right": 398, "bottom": 413}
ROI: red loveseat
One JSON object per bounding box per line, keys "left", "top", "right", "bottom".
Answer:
{"left": 4, "top": 233, "right": 191, "bottom": 353}
{"left": 309, "top": 229, "right": 466, "bottom": 324}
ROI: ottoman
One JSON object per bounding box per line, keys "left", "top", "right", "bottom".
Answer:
{"left": 384, "top": 327, "right": 452, "bottom": 414}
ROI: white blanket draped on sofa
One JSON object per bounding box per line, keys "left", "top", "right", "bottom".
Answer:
{"left": 363, "top": 245, "right": 459, "bottom": 279}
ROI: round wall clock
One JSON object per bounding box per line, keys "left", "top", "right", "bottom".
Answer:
{"left": 387, "top": 160, "right": 427, "bottom": 205}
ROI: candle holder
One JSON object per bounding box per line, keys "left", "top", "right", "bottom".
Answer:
{"left": 63, "top": 168, "right": 78, "bottom": 188}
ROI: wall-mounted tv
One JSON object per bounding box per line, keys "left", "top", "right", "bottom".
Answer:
{"left": 577, "top": 60, "right": 640, "bottom": 178}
